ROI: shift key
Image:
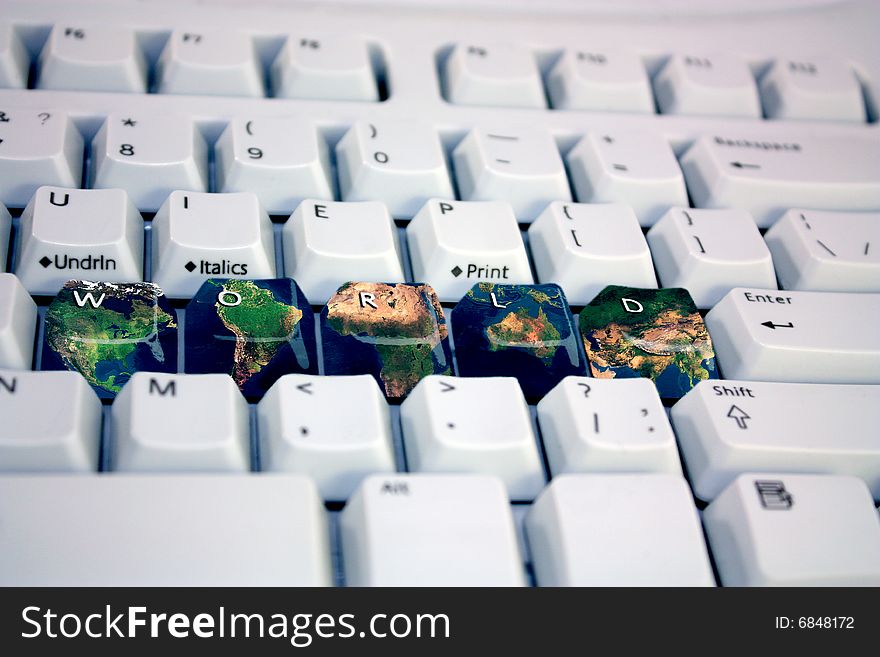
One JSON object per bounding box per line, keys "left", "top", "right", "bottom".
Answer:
{"left": 705, "top": 288, "right": 880, "bottom": 384}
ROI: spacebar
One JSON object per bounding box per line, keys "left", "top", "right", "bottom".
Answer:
{"left": 0, "top": 474, "right": 332, "bottom": 586}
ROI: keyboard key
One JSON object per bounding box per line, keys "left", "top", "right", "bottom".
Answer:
{"left": 579, "top": 285, "right": 718, "bottom": 399}
{"left": 400, "top": 375, "right": 544, "bottom": 499}
{"left": 443, "top": 42, "right": 544, "bottom": 108}
{"left": 91, "top": 113, "right": 208, "bottom": 211}
{"left": 407, "top": 199, "right": 533, "bottom": 302}
{"left": 184, "top": 278, "right": 318, "bottom": 397}
{"left": 282, "top": 200, "right": 405, "bottom": 305}
{"left": 42, "top": 280, "right": 178, "bottom": 399}
{"left": 0, "top": 474, "right": 331, "bottom": 585}
{"left": 151, "top": 191, "right": 276, "bottom": 298}
{"left": 0, "top": 273, "right": 38, "bottom": 369}
{"left": 451, "top": 283, "right": 585, "bottom": 399}
{"left": 258, "top": 373, "right": 395, "bottom": 501}
{"left": 704, "top": 474, "right": 880, "bottom": 586}
{"left": 321, "top": 282, "right": 452, "bottom": 398}
{"left": 336, "top": 120, "right": 453, "bottom": 217}
{"left": 546, "top": 48, "right": 653, "bottom": 113}
{"left": 672, "top": 379, "right": 880, "bottom": 501}
{"left": 452, "top": 127, "right": 570, "bottom": 221}
{"left": 526, "top": 474, "right": 714, "bottom": 586}
{"left": 528, "top": 201, "right": 657, "bottom": 305}
{"left": 157, "top": 29, "right": 263, "bottom": 97}
{"left": 271, "top": 34, "right": 377, "bottom": 101}
{"left": 0, "top": 201, "right": 9, "bottom": 267}
{"left": 16, "top": 186, "right": 144, "bottom": 296}
{"left": 647, "top": 207, "right": 776, "bottom": 308}
{"left": 706, "top": 288, "right": 880, "bottom": 383}
{"left": 0, "top": 109, "right": 84, "bottom": 207}
{"left": 215, "top": 118, "right": 333, "bottom": 214}
{"left": 760, "top": 57, "right": 865, "bottom": 122}
{"left": 0, "top": 23, "right": 29, "bottom": 88}
{"left": 37, "top": 23, "right": 147, "bottom": 93}
{"left": 566, "top": 131, "right": 688, "bottom": 226}
{"left": 0, "top": 369, "right": 101, "bottom": 472}
{"left": 680, "top": 133, "right": 880, "bottom": 228}
{"left": 764, "top": 209, "right": 880, "bottom": 292}
{"left": 653, "top": 53, "right": 761, "bottom": 118}
{"left": 112, "top": 372, "right": 250, "bottom": 471}
{"left": 340, "top": 474, "right": 525, "bottom": 586}
{"left": 538, "top": 377, "right": 682, "bottom": 477}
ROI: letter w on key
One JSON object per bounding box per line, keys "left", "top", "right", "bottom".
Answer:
{"left": 73, "top": 290, "right": 106, "bottom": 308}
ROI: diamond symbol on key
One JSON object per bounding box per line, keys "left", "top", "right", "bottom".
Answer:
{"left": 451, "top": 265, "right": 463, "bottom": 277}
{"left": 185, "top": 261, "right": 197, "bottom": 272}
{"left": 39, "top": 256, "right": 52, "bottom": 269}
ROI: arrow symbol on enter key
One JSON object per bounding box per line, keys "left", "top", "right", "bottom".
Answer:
{"left": 761, "top": 321, "right": 794, "bottom": 330}
{"left": 727, "top": 405, "right": 751, "bottom": 430}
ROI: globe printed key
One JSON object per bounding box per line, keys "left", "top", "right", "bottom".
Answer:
{"left": 185, "top": 278, "right": 317, "bottom": 397}
{"left": 321, "top": 282, "right": 452, "bottom": 399}
{"left": 579, "top": 285, "right": 717, "bottom": 399}
{"left": 452, "top": 283, "right": 585, "bottom": 399}
{"left": 42, "top": 280, "right": 178, "bottom": 399}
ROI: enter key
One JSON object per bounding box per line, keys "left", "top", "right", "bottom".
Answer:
{"left": 705, "top": 288, "right": 880, "bottom": 384}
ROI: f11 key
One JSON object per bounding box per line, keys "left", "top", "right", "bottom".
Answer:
{"left": 705, "top": 288, "right": 880, "bottom": 384}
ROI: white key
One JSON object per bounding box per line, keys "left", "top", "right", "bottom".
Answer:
{"left": 271, "top": 34, "right": 377, "bottom": 102}
{"left": 680, "top": 133, "right": 880, "bottom": 228}
{"left": 37, "top": 24, "right": 146, "bottom": 93}
{"left": 0, "top": 109, "right": 83, "bottom": 207}
{"left": 760, "top": 57, "right": 865, "bottom": 123}
{"left": 340, "top": 474, "right": 525, "bottom": 586}
{"left": 0, "top": 23, "right": 29, "bottom": 89}
{"left": 647, "top": 207, "right": 776, "bottom": 308}
{"left": 528, "top": 202, "right": 656, "bottom": 305}
{"left": 443, "top": 42, "right": 544, "bottom": 108}
{"left": 0, "top": 201, "right": 9, "bottom": 267}
{"left": 215, "top": 117, "right": 333, "bottom": 214}
{"left": 336, "top": 120, "right": 453, "bottom": 218}
{"left": 526, "top": 474, "right": 714, "bottom": 586}
{"left": 672, "top": 379, "right": 880, "bottom": 501}
{"left": 0, "top": 369, "right": 101, "bottom": 471}
{"left": 151, "top": 191, "right": 275, "bottom": 298}
{"left": 706, "top": 288, "right": 880, "bottom": 384}
{"left": 653, "top": 53, "right": 761, "bottom": 118}
{"left": 566, "top": 131, "right": 688, "bottom": 226}
{"left": 91, "top": 113, "right": 208, "bottom": 212}
{"left": 258, "top": 374, "right": 395, "bottom": 501}
{"left": 764, "top": 209, "right": 880, "bottom": 292}
{"left": 282, "top": 199, "right": 404, "bottom": 305}
{"left": 407, "top": 199, "right": 533, "bottom": 303}
{"left": 546, "top": 48, "right": 653, "bottom": 113}
{"left": 16, "top": 186, "right": 143, "bottom": 296}
{"left": 537, "top": 377, "right": 682, "bottom": 477}
{"left": 704, "top": 473, "right": 880, "bottom": 586}
{"left": 452, "top": 127, "right": 570, "bottom": 222}
{"left": 157, "top": 29, "right": 263, "bottom": 97}
{"left": 0, "top": 273, "right": 37, "bottom": 369}
{"left": 0, "top": 474, "right": 331, "bottom": 585}
{"left": 400, "top": 375, "right": 544, "bottom": 500}
{"left": 111, "top": 372, "right": 250, "bottom": 471}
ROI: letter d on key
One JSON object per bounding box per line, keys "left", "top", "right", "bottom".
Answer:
{"left": 621, "top": 297, "right": 643, "bottom": 313}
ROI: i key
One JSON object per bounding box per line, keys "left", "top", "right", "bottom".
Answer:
{"left": 16, "top": 186, "right": 144, "bottom": 296}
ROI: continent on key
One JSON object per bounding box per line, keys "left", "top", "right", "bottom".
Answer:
{"left": 42, "top": 280, "right": 178, "bottom": 399}
{"left": 321, "top": 282, "right": 452, "bottom": 399}
{"left": 579, "top": 285, "right": 717, "bottom": 398}
{"left": 452, "top": 283, "right": 585, "bottom": 399}
{"left": 184, "top": 278, "right": 318, "bottom": 398}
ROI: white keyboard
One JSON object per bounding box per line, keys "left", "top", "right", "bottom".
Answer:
{"left": 0, "top": 0, "right": 879, "bottom": 587}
